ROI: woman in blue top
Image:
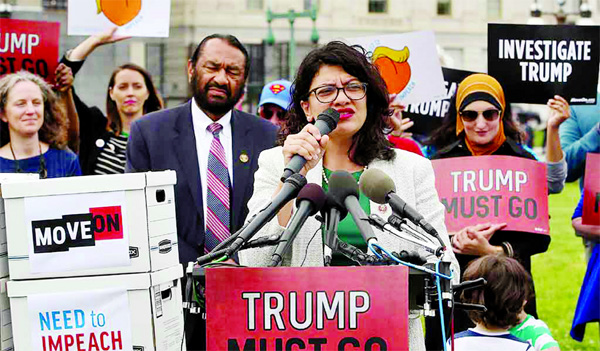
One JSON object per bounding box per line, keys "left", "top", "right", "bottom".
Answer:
{"left": 0, "top": 71, "right": 81, "bottom": 178}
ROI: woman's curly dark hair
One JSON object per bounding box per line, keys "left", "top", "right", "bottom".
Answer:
{"left": 461, "top": 255, "right": 532, "bottom": 329}
{"left": 106, "top": 63, "right": 163, "bottom": 135}
{"left": 280, "top": 41, "right": 395, "bottom": 166}
{"left": 0, "top": 71, "right": 68, "bottom": 149}
{"left": 425, "top": 93, "right": 524, "bottom": 150}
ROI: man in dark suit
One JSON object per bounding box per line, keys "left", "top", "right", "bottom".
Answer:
{"left": 125, "top": 34, "right": 278, "bottom": 350}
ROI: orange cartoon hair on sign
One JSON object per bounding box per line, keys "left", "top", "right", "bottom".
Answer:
{"left": 372, "top": 46, "right": 412, "bottom": 94}
{"left": 96, "top": 0, "right": 142, "bottom": 26}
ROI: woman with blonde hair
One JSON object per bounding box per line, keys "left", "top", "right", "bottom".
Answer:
{"left": 0, "top": 71, "right": 81, "bottom": 177}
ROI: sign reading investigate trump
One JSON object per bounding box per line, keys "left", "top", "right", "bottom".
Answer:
{"left": 432, "top": 156, "right": 549, "bottom": 235}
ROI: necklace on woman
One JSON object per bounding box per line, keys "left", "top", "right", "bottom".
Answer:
{"left": 9, "top": 142, "right": 47, "bottom": 178}
{"left": 322, "top": 165, "right": 367, "bottom": 186}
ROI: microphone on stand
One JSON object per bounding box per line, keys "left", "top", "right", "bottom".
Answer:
{"left": 270, "top": 184, "right": 327, "bottom": 267}
{"left": 280, "top": 108, "right": 340, "bottom": 181}
{"left": 328, "top": 170, "right": 378, "bottom": 246}
{"left": 359, "top": 168, "right": 446, "bottom": 248}
{"left": 321, "top": 192, "right": 348, "bottom": 266}
{"left": 224, "top": 173, "right": 307, "bottom": 258}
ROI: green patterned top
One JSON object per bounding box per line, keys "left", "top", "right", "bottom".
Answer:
{"left": 322, "top": 167, "right": 370, "bottom": 266}
{"left": 509, "top": 314, "right": 559, "bottom": 351}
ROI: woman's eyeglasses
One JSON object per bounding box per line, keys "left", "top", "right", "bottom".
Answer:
{"left": 459, "top": 109, "right": 501, "bottom": 122}
{"left": 308, "top": 82, "right": 368, "bottom": 103}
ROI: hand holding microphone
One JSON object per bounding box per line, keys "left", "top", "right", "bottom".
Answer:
{"left": 281, "top": 108, "right": 340, "bottom": 181}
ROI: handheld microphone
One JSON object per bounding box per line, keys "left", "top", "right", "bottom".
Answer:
{"left": 270, "top": 184, "right": 327, "bottom": 267}
{"left": 281, "top": 108, "right": 340, "bottom": 181}
{"left": 226, "top": 173, "right": 307, "bottom": 257}
{"left": 328, "top": 170, "right": 378, "bottom": 245}
{"left": 359, "top": 168, "right": 445, "bottom": 248}
{"left": 322, "top": 192, "right": 348, "bottom": 266}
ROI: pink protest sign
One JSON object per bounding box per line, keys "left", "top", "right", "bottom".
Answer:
{"left": 431, "top": 155, "right": 549, "bottom": 235}
{"left": 582, "top": 153, "right": 600, "bottom": 225}
{"left": 206, "top": 266, "right": 409, "bottom": 351}
{"left": 0, "top": 19, "right": 60, "bottom": 83}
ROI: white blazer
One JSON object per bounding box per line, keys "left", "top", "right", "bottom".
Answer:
{"left": 239, "top": 146, "right": 460, "bottom": 351}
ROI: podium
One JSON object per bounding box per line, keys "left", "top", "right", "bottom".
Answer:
{"left": 204, "top": 266, "right": 411, "bottom": 351}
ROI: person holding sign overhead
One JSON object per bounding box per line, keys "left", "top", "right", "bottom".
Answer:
{"left": 58, "top": 27, "right": 163, "bottom": 175}
{"left": 0, "top": 71, "right": 81, "bottom": 177}
{"left": 239, "top": 41, "right": 458, "bottom": 351}
{"left": 424, "top": 73, "right": 568, "bottom": 348}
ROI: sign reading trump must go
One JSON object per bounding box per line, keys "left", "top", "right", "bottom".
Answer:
{"left": 206, "top": 266, "right": 409, "bottom": 351}
{"left": 432, "top": 156, "right": 549, "bottom": 235}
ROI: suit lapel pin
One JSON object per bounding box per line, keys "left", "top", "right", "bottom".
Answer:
{"left": 239, "top": 152, "right": 249, "bottom": 163}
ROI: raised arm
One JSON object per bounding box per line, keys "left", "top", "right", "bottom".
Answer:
{"left": 66, "top": 27, "right": 130, "bottom": 62}
{"left": 545, "top": 95, "right": 569, "bottom": 194}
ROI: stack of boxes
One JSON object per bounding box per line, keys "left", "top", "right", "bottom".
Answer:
{"left": 0, "top": 171, "right": 185, "bottom": 351}
{"left": 0, "top": 173, "right": 39, "bottom": 351}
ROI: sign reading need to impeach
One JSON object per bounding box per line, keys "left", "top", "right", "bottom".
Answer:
{"left": 583, "top": 153, "right": 600, "bottom": 225}
{"left": 488, "top": 24, "right": 600, "bottom": 105}
{"left": 28, "top": 289, "right": 133, "bottom": 350}
{"left": 432, "top": 156, "right": 549, "bottom": 235}
{"left": 206, "top": 266, "right": 409, "bottom": 351}
{"left": 0, "top": 19, "right": 60, "bottom": 82}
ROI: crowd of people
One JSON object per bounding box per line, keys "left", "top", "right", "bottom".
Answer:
{"left": 0, "top": 28, "right": 598, "bottom": 351}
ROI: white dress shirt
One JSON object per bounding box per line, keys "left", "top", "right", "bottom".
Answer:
{"left": 190, "top": 98, "right": 234, "bottom": 231}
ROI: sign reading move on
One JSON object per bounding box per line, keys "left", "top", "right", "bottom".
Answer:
{"left": 0, "top": 19, "right": 60, "bottom": 82}
{"left": 206, "top": 266, "right": 409, "bottom": 351}
{"left": 24, "top": 191, "right": 130, "bottom": 273}
{"left": 28, "top": 289, "right": 133, "bottom": 351}
{"left": 488, "top": 24, "right": 600, "bottom": 105}
{"left": 432, "top": 156, "right": 549, "bottom": 235}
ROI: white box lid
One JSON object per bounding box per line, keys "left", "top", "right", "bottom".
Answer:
{"left": 1, "top": 173, "right": 146, "bottom": 199}
{"left": 6, "top": 265, "right": 183, "bottom": 297}
{"left": 145, "top": 170, "right": 177, "bottom": 187}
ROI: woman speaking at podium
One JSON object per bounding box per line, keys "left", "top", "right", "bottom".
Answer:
{"left": 239, "top": 41, "right": 458, "bottom": 351}
{"left": 0, "top": 71, "right": 81, "bottom": 178}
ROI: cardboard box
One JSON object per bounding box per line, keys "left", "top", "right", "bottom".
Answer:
{"left": 7, "top": 265, "right": 185, "bottom": 351}
{"left": 3, "top": 171, "right": 179, "bottom": 280}
{"left": 0, "top": 174, "right": 39, "bottom": 279}
{"left": 0, "top": 278, "right": 13, "bottom": 351}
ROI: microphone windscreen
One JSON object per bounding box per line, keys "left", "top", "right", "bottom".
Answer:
{"left": 328, "top": 170, "right": 359, "bottom": 204}
{"left": 286, "top": 172, "right": 308, "bottom": 189}
{"left": 315, "top": 108, "right": 340, "bottom": 133}
{"left": 322, "top": 192, "right": 349, "bottom": 220}
{"left": 359, "top": 168, "right": 396, "bottom": 204}
{"left": 296, "top": 183, "right": 327, "bottom": 215}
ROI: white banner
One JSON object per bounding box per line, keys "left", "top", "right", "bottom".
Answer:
{"left": 28, "top": 288, "right": 132, "bottom": 351}
{"left": 68, "top": 0, "right": 171, "bottom": 38}
{"left": 347, "top": 31, "right": 447, "bottom": 105}
{"left": 24, "top": 191, "right": 130, "bottom": 273}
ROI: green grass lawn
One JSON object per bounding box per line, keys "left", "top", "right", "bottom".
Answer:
{"left": 533, "top": 181, "right": 599, "bottom": 351}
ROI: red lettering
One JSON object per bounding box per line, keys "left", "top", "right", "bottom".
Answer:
{"left": 111, "top": 331, "right": 123, "bottom": 349}
{"left": 49, "top": 335, "right": 62, "bottom": 351}
{"left": 65, "top": 334, "right": 75, "bottom": 349}
{"left": 88, "top": 333, "right": 100, "bottom": 351}
{"left": 100, "top": 331, "right": 110, "bottom": 351}
{"left": 76, "top": 333, "right": 85, "bottom": 351}
{"left": 42, "top": 336, "right": 47, "bottom": 351}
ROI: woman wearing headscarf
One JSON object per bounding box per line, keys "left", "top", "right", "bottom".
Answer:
{"left": 424, "top": 73, "right": 568, "bottom": 348}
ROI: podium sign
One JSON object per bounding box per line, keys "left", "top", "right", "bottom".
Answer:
{"left": 432, "top": 156, "right": 549, "bottom": 235}
{"left": 206, "top": 266, "right": 409, "bottom": 351}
